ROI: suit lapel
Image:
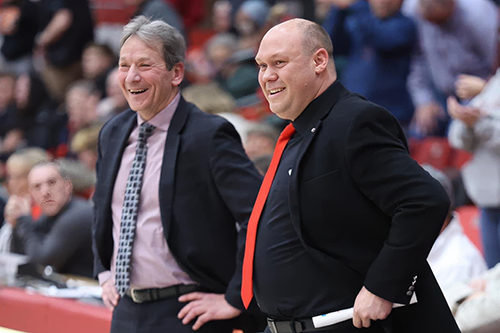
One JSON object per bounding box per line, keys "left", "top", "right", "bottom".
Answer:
{"left": 159, "top": 97, "right": 189, "bottom": 241}
{"left": 100, "top": 114, "right": 136, "bottom": 224}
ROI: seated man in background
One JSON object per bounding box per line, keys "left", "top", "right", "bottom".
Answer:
{"left": 0, "top": 148, "right": 50, "bottom": 253}
{"left": 3, "top": 160, "right": 93, "bottom": 278}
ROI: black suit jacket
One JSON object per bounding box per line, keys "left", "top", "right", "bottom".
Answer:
{"left": 287, "top": 81, "right": 459, "bottom": 332}
{"left": 92, "top": 97, "right": 262, "bottom": 310}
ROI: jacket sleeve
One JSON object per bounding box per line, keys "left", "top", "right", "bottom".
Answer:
{"left": 344, "top": 105, "right": 450, "bottom": 304}
{"left": 208, "top": 121, "right": 263, "bottom": 310}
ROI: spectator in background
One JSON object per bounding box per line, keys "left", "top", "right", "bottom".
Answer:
{"left": 0, "top": 72, "right": 24, "bottom": 162}
{"left": 403, "top": 0, "right": 498, "bottom": 137}
{"left": 81, "top": 42, "right": 117, "bottom": 99}
{"left": 126, "top": 0, "right": 185, "bottom": 37}
{"left": 35, "top": 0, "right": 94, "bottom": 103}
{"left": 234, "top": 0, "right": 271, "bottom": 51}
{"left": 213, "top": 0, "right": 233, "bottom": 34}
{"left": 65, "top": 80, "right": 102, "bottom": 140}
{"left": 448, "top": 67, "right": 500, "bottom": 269}
{"left": 4, "top": 160, "right": 94, "bottom": 278}
{"left": 322, "top": 0, "right": 417, "bottom": 131}
{"left": 14, "top": 71, "right": 66, "bottom": 153}
{"left": 425, "top": 164, "right": 487, "bottom": 290}
{"left": 97, "top": 67, "right": 129, "bottom": 122}
{"left": 243, "top": 124, "right": 278, "bottom": 160}
{"left": 452, "top": 262, "right": 500, "bottom": 332}
{"left": 182, "top": 81, "right": 255, "bottom": 139}
{"left": 0, "top": 197, "right": 5, "bottom": 228}
{"left": 0, "top": 0, "right": 38, "bottom": 74}
{"left": 204, "top": 33, "right": 261, "bottom": 101}
{"left": 70, "top": 123, "right": 101, "bottom": 172}
{"left": 166, "top": 0, "right": 205, "bottom": 34}
{"left": 0, "top": 148, "right": 49, "bottom": 254}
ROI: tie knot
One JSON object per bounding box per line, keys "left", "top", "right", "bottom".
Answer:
{"left": 138, "top": 122, "right": 156, "bottom": 143}
{"left": 279, "top": 123, "right": 296, "bottom": 142}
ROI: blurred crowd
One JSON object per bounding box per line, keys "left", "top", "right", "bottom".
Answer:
{"left": 0, "top": 0, "right": 499, "bottom": 331}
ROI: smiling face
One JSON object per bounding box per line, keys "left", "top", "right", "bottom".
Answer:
{"left": 118, "top": 36, "right": 184, "bottom": 120}
{"left": 255, "top": 21, "right": 330, "bottom": 121}
{"left": 29, "top": 164, "right": 72, "bottom": 217}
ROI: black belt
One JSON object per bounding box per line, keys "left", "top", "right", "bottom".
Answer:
{"left": 267, "top": 318, "right": 335, "bottom": 333}
{"left": 125, "top": 284, "right": 199, "bottom": 303}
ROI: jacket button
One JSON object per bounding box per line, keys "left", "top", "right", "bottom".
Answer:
{"left": 311, "top": 128, "right": 316, "bottom": 133}
{"left": 409, "top": 286, "right": 415, "bottom": 291}
{"left": 406, "top": 291, "right": 413, "bottom": 296}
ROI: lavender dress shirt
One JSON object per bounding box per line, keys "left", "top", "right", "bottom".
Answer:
{"left": 98, "top": 92, "right": 196, "bottom": 288}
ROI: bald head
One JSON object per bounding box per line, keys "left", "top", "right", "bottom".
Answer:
{"left": 256, "top": 18, "right": 336, "bottom": 120}
{"left": 269, "top": 18, "right": 334, "bottom": 59}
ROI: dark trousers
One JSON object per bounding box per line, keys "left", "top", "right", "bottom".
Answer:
{"left": 262, "top": 319, "right": 386, "bottom": 333}
{"left": 110, "top": 295, "right": 234, "bottom": 333}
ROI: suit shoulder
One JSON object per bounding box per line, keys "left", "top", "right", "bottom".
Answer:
{"left": 100, "top": 109, "right": 135, "bottom": 133}
{"left": 331, "top": 92, "right": 397, "bottom": 122}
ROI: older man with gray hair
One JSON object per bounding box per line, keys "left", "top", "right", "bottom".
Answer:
{"left": 92, "top": 16, "right": 264, "bottom": 333}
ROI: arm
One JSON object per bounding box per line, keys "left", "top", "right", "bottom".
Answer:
{"left": 345, "top": 106, "right": 449, "bottom": 303}
{"left": 36, "top": 8, "right": 72, "bottom": 48}
{"left": 178, "top": 121, "right": 262, "bottom": 329}
{"left": 321, "top": 1, "right": 353, "bottom": 56}
{"left": 348, "top": 2, "right": 417, "bottom": 52}
{"left": 14, "top": 202, "right": 92, "bottom": 271}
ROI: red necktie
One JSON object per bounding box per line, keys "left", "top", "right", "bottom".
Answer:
{"left": 241, "top": 123, "right": 296, "bottom": 309}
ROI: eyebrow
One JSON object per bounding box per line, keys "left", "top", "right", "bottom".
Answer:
{"left": 255, "top": 52, "right": 288, "bottom": 63}
{"left": 119, "top": 56, "right": 152, "bottom": 63}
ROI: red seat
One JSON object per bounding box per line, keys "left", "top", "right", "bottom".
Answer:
{"left": 410, "top": 137, "right": 453, "bottom": 170}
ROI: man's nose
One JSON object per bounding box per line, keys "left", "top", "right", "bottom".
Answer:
{"left": 261, "top": 68, "right": 277, "bottom": 82}
{"left": 125, "top": 66, "right": 141, "bottom": 83}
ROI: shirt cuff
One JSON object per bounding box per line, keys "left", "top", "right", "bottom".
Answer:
{"left": 98, "top": 270, "right": 112, "bottom": 286}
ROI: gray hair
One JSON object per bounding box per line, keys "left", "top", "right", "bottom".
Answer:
{"left": 120, "top": 15, "right": 186, "bottom": 70}
{"left": 32, "top": 160, "right": 72, "bottom": 181}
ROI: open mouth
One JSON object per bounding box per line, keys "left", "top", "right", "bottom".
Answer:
{"left": 129, "top": 89, "right": 148, "bottom": 95}
{"left": 270, "top": 88, "right": 285, "bottom": 95}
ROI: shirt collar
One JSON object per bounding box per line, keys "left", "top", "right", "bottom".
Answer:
{"left": 136, "top": 91, "right": 181, "bottom": 131}
{"left": 292, "top": 80, "right": 348, "bottom": 136}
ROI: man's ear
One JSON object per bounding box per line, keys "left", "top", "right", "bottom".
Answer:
{"left": 313, "top": 48, "right": 329, "bottom": 74}
{"left": 65, "top": 180, "right": 73, "bottom": 195}
{"left": 171, "top": 62, "right": 185, "bottom": 87}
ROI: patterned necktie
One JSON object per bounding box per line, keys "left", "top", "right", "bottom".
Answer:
{"left": 115, "top": 122, "right": 156, "bottom": 297}
{"left": 241, "top": 123, "right": 296, "bottom": 309}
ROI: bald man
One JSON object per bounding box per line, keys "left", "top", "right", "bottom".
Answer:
{"left": 246, "top": 18, "right": 460, "bottom": 333}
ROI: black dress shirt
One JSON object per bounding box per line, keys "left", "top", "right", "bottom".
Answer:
{"left": 253, "top": 95, "right": 347, "bottom": 319}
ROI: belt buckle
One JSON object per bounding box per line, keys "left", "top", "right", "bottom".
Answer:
{"left": 267, "top": 318, "right": 278, "bottom": 333}
{"left": 129, "top": 288, "right": 144, "bottom": 303}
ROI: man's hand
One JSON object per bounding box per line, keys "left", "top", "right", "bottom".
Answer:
{"left": 101, "top": 278, "right": 119, "bottom": 311}
{"left": 447, "top": 96, "right": 481, "bottom": 128}
{"left": 413, "top": 102, "right": 445, "bottom": 136}
{"left": 4, "top": 195, "right": 31, "bottom": 226}
{"left": 177, "top": 292, "right": 241, "bottom": 331}
{"left": 353, "top": 287, "right": 393, "bottom": 328}
{"left": 455, "top": 74, "right": 486, "bottom": 100}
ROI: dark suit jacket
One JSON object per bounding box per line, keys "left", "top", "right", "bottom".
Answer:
{"left": 92, "top": 97, "right": 262, "bottom": 310}
{"left": 288, "top": 81, "right": 459, "bottom": 332}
